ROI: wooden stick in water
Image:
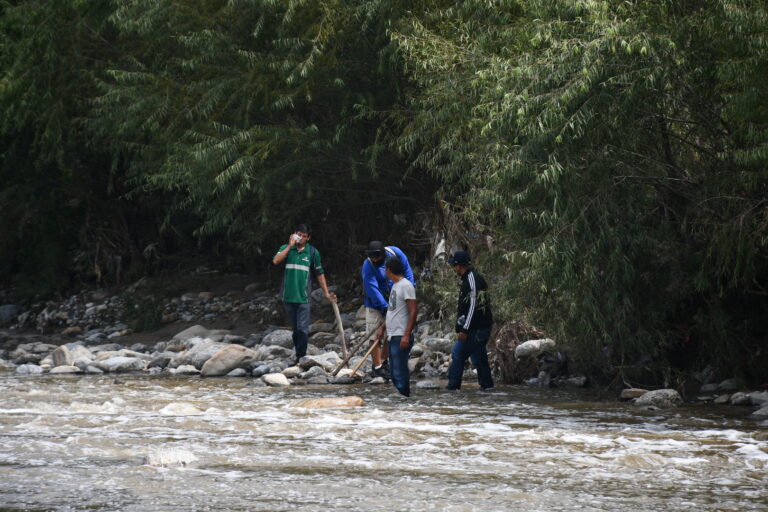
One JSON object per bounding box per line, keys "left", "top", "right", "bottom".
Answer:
{"left": 331, "top": 321, "right": 381, "bottom": 376}
{"left": 349, "top": 337, "right": 381, "bottom": 377}
{"left": 331, "top": 301, "right": 348, "bottom": 359}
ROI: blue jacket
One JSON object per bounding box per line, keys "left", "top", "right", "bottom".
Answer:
{"left": 361, "top": 246, "right": 415, "bottom": 312}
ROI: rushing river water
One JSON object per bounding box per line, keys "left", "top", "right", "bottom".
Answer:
{"left": 1, "top": 375, "right": 766, "bottom": 512}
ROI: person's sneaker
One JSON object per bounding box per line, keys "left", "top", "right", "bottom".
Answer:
{"left": 371, "top": 364, "right": 390, "bottom": 380}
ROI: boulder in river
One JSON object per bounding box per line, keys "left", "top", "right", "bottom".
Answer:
{"left": 633, "top": 389, "right": 683, "bottom": 409}
{"left": 172, "top": 325, "right": 231, "bottom": 342}
{"left": 515, "top": 338, "right": 556, "bottom": 358}
{"left": 292, "top": 396, "right": 364, "bottom": 408}
{"left": 262, "top": 373, "right": 290, "bottom": 387}
{"left": 50, "top": 365, "right": 82, "bottom": 374}
{"left": 200, "top": 344, "right": 260, "bottom": 377}
{"left": 51, "top": 345, "right": 72, "bottom": 367}
{"left": 262, "top": 329, "right": 294, "bottom": 349}
{"left": 95, "top": 356, "right": 146, "bottom": 373}
{"left": 297, "top": 351, "right": 341, "bottom": 372}
{"left": 15, "top": 363, "right": 43, "bottom": 375}
{"left": 620, "top": 388, "right": 649, "bottom": 401}
{"left": 170, "top": 337, "right": 224, "bottom": 369}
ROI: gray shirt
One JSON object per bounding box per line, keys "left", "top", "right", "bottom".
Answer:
{"left": 385, "top": 278, "right": 416, "bottom": 337}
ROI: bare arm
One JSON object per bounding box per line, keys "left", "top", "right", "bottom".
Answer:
{"left": 316, "top": 274, "right": 337, "bottom": 302}
{"left": 401, "top": 299, "right": 418, "bottom": 348}
{"left": 272, "top": 234, "right": 297, "bottom": 265}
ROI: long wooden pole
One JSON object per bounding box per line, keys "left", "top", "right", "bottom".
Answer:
{"left": 331, "top": 321, "right": 381, "bottom": 376}
{"left": 349, "top": 337, "right": 381, "bottom": 377}
{"left": 331, "top": 301, "right": 348, "bottom": 358}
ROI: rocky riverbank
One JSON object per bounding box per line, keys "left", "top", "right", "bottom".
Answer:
{"left": 0, "top": 273, "right": 459, "bottom": 389}
{"left": 1, "top": 274, "right": 766, "bottom": 419}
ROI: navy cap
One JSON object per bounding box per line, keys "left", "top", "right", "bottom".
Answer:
{"left": 448, "top": 250, "right": 471, "bottom": 266}
{"left": 366, "top": 240, "right": 385, "bottom": 258}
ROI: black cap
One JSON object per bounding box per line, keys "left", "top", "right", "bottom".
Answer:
{"left": 448, "top": 250, "right": 471, "bottom": 266}
{"left": 366, "top": 241, "right": 385, "bottom": 258}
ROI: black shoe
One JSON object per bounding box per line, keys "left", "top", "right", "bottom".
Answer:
{"left": 371, "top": 365, "right": 390, "bottom": 380}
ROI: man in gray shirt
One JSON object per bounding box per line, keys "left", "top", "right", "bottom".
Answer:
{"left": 375, "top": 257, "right": 417, "bottom": 397}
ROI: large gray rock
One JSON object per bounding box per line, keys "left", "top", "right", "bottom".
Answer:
{"left": 51, "top": 346, "right": 73, "bottom": 367}
{"left": 293, "top": 396, "right": 364, "bottom": 408}
{"left": 170, "top": 365, "right": 200, "bottom": 375}
{"left": 94, "top": 349, "right": 151, "bottom": 362}
{"left": 415, "top": 380, "right": 440, "bottom": 389}
{"left": 0, "top": 305, "right": 21, "bottom": 326}
{"left": 200, "top": 345, "right": 260, "bottom": 377}
{"left": 748, "top": 391, "right": 768, "bottom": 406}
{"left": 50, "top": 365, "right": 82, "bottom": 374}
{"left": 172, "top": 325, "right": 231, "bottom": 342}
{"left": 300, "top": 366, "right": 328, "bottom": 380}
{"left": 262, "top": 329, "right": 294, "bottom": 348}
{"left": 515, "top": 338, "right": 556, "bottom": 358}
{"left": 310, "top": 332, "right": 336, "bottom": 348}
{"left": 634, "top": 389, "right": 683, "bottom": 409}
{"left": 15, "top": 342, "right": 58, "bottom": 355}
{"left": 170, "top": 338, "right": 224, "bottom": 369}
{"left": 282, "top": 366, "right": 302, "bottom": 378}
{"left": 730, "top": 392, "right": 752, "bottom": 406}
{"left": 262, "top": 373, "right": 290, "bottom": 387}
{"left": 298, "top": 351, "right": 341, "bottom": 372}
{"left": 309, "top": 322, "right": 334, "bottom": 335}
{"left": 16, "top": 363, "right": 43, "bottom": 375}
{"left": 260, "top": 345, "right": 294, "bottom": 359}
{"left": 717, "top": 378, "right": 740, "bottom": 392}
{"left": 420, "top": 337, "right": 454, "bottom": 353}
{"left": 751, "top": 405, "right": 768, "bottom": 419}
{"left": 95, "top": 356, "right": 146, "bottom": 373}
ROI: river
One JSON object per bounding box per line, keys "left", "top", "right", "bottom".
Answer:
{"left": 1, "top": 375, "right": 766, "bottom": 511}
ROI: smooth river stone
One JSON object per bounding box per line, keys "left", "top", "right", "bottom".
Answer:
{"left": 292, "top": 396, "right": 365, "bottom": 408}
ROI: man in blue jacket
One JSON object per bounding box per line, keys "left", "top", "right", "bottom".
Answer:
{"left": 446, "top": 250, "right": 494, "bottom": 390}
{"left": 361, "top": 241, "right": 415, "bottom": 378}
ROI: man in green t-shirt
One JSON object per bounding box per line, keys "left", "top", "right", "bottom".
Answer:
{"left": 272, "top": 223, "right": 336, "bottom": 362}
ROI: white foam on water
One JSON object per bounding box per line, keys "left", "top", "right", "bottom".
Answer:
{"left": 144, "top": 447, "right": 198, "bottom": 467}
{"left": 735, "top": 443, "right": 768, "bottom": 461}
{"left": 158, "top": 402, "right": 204, "bottom": 416}
{"left": 460, "top": 443, "right": 497, "bottom": 453}
{"left": 67, "top": 400, "right": 121, "bottom": 415}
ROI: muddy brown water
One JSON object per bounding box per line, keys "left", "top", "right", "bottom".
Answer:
{"left": 1, "top": 375, "right": 766, "bottom": 511}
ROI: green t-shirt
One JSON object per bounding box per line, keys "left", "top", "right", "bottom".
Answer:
{"left": 275, "top": 244, "right": 324, "bottom": 303}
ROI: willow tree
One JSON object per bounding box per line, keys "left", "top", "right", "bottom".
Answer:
{"left": 0, "top": 0, "right": 133, "bottom": 292}
{"left": 93, "top": 0, "right": 439, "bottom": 260}
{"left": 391, "top": 0, "right": 768, "bottom": 385}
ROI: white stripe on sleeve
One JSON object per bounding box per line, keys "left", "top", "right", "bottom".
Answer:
{"left": 464, "top": 272, "right": 477, "bottom": 329}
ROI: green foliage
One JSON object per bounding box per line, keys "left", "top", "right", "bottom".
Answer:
{"left": 92, "top": 0, "right": 431, "bottom": 249}
{"left": 1, "top": 0, "right": 766, "bottom": 385}
{"left": 392, "top": 0, "right": 768, "bottom": 384}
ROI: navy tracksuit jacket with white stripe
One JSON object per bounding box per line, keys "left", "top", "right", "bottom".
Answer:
{"left": 455, "top": 268, "right": 493, "bottom": 334}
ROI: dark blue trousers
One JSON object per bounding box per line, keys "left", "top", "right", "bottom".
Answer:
{"left": 284, "top": 302, "right": 310, "bottom": 360}
{"left": 388, "top": 335, "right": 413, "bottom": 397}
{"left": 446, "top": 327, "right": 494, "bottom": 390}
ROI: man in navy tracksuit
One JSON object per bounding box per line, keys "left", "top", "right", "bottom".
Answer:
{"left": 446, "top": 250, "right": 494, "bottom": 390}
{"left": 361, "top": 241, "right": 415, "bottom": 378}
